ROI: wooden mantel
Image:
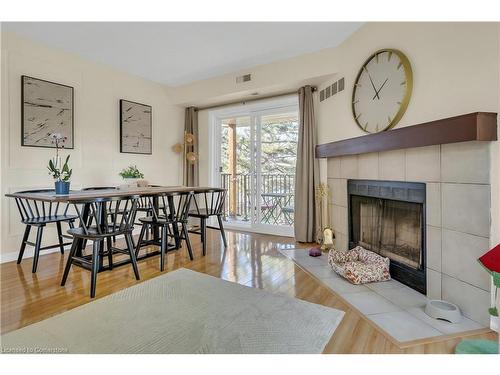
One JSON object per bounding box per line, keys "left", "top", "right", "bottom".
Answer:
{"left": 315, "top": 112, "right": 497, "bottom": 158}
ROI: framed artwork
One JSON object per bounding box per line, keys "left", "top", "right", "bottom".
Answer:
{"left": 120, "top": 99, "right": 152, "bottom": 154}
{"left": 21, "top": 75, "right": 74, "bottom": 148}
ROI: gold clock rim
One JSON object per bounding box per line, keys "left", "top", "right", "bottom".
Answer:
{"left": 351, "top": 48, "right": 413, "bottom": 134}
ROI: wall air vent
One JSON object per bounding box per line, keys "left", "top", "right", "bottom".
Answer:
{"left": 236, "top": 74, "right": 252, "bottom": 83}
{"left": 320, "top": 77, "right": 345, "bottom": 104}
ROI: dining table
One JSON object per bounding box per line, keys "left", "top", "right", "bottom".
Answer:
{"left": 6, "top": 185, "right": 219, "bottom": 271}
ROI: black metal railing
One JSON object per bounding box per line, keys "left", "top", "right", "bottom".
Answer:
{"left": 220, "top": 173, "right": 295, "bottom": 225}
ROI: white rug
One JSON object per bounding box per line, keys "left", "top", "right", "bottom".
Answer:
{"left": 1, "top": 268, "right": 344, "bottom": 354}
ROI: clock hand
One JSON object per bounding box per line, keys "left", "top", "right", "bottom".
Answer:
{"left": 364, "top": 67, "right": 380, "bottom": 100}
{"left": 372, "top": 78, "right": 388, "bottom": 100}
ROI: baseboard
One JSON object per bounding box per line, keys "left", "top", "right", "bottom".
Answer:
{"left": 0, "top": 247, "right": 63, "bottom": 264}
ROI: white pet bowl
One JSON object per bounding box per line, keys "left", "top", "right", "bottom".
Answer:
{"left": 425, "top": 299, "right": 462, "bottom": 323}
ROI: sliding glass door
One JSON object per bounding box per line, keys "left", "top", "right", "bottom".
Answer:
{"left": 212, "top": 97, "right": 298, "bottom": 236}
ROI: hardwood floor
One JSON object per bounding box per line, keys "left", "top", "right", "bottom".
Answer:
{"left": 1, "top": 228, "right": 496, "bottom": 353}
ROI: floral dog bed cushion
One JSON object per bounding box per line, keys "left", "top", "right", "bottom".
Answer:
{"left": 328, "top": 246, "right": 391, "bottom": 284}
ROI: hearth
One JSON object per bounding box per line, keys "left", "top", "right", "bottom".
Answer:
{"left": 348, "top": 180, "right": 426, "bottom": 294}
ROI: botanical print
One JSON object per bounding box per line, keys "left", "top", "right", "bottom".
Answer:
{"left": 120, "top": 99, "right": 152, "bottom": 154}
{"left": 21, "top": 76, "right": 74, "bottom": 148}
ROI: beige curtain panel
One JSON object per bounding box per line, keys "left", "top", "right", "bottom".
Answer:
{"left": 294, "top": 86, "right": 319, "bottom": 242}
{"left": 184, "top": 107, "right": 199, "bottom": 186}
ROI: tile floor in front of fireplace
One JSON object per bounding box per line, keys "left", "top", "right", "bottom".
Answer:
{"left": 279, "top": 248, "right": 484, "bottom": 343}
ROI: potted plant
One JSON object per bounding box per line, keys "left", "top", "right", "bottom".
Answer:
{"left": 119, "top": 165, "right": 144, "bottom": 187}
{"left": 47, "top": 133, "right": 72, "bottom": 194}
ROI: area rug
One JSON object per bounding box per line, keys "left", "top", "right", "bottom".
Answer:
{"left": 1, "top": 268, "right": 344, "bottom": 354}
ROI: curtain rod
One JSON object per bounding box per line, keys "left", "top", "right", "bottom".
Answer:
{"left": 194, "top": 86, "right": 317, "bottom": 112}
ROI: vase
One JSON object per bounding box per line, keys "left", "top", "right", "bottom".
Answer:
{"left": 55, "top": 180, "right": 70, "bottom": 195}
{"left": 123, "top": 178, "right": 139, "bottom": 188}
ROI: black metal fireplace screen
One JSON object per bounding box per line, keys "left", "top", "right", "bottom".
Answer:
{"left": 348, "top": 180, "right": 426, "bottom": 294}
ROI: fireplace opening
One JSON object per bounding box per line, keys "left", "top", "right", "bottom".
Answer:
{"left": 348, "top": 180, "right": 426, "bottom": 294}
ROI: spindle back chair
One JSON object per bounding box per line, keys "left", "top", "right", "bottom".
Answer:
{"left": 188, "top": 188, "right": 227, "bottom": 256}
{"left": 14, "top": 189, "right": 77, "bottom": 273}
{"left": 61, "top": 194, "right": 140, "bottom": 298}
{"left": 135, "top": 191, "right": 194, "bottom": 270}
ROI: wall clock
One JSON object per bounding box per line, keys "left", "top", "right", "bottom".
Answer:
{"left": 352, "top": 49, "right": 413, "bottom": 133}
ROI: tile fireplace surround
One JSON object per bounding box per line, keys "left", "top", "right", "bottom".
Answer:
{"left": 326, "top": 141, "right": 492, "bottom": 326}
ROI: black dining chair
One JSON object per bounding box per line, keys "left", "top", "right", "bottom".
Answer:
{"left": 61, "top": 195, "right": 140, "bottom": 298}
{"left": 188, "top": 188, "right": 227, "bottom": 256}
{"left": 135, "top": 191, "right": 194, "bottom": 271}
{"left": 13, "top": 189, "right": 77, "bottom": 273}
{"left": 81, "top": 187, "right": 121, "bottom": 244}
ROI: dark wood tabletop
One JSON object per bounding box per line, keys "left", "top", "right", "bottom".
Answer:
{"left": 6, "top": 186, "right": 222, "bottom": 202}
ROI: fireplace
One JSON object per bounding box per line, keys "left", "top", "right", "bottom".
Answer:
{"left": 348, "top": 180, "right": 426, "bottom": 294}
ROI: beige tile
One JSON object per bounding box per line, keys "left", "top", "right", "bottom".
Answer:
{"left": 334, "top": 232, "right": 348, "bottom": 251}
{"left": 369, "top": 311, "right": 441, "bottom": 342}
{"left": 441, "top": 229, "right": 491, "bottom": 291}
{"left": 340, "top": 155, "right": 358, "bottom": 179}
{"left": 327, "top": 157, "right": 341, "bottom": 179}
{"left": 331, "top": 204, "right": 348, "bottom": 235}
{"left": 426, "top": 225, "right": 442, "bottom": 272}
{"left": 322, "top": 275, "right": 369, "bottom": 294}
{"left": 442, "top": 274, "right": 491, "bottom": 326}
{"left": 442, "top": 183, "right": 490, "bottom": 237}
{"left": 374, "top": 284, "right": 428, "bottom": 309}
{"left": 405, "top": 145, "right": 440, "bottom": 182}
{"left": 407, "top": 306, "right": 484, "bottom": 334}
{"left": 328, "top": 178, "right": 347, "bottom": 207}
{"left": 426, "top": 183, "right": 441, "bottom": 227}
{"left": 341, "top": 291, "right": 402, "bottom": 314}
{"left": 441, "top": 141, "right": 490, "bottom": 184}
{"left": 379, "top": 150, "right": 405, "bottom": 181}
{"left": 357, "top": 152, "right": 379, "bottom": 180}
{"left": 426, "top": 268, "right": 442, "bottom": 300}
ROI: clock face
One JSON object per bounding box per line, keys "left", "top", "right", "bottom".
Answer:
{"left": 352, "top": 49, "right": 413, "bottom": 133}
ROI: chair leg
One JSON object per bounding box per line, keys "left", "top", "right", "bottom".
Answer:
{"left": 106, "top": 236, "right": 113, "bottom": 270}
{"left": 182, "top": 224, "right": 194, "bottom": 261}
{"left": 135, "top": 223, "right": 148, "bottom": 258}
{"left": 200, "top": 218, "right": 207, "bottom": 256}
{"left": 90, "top": 240, "right": 100, "bottom": 298}
{"left": 56, "top": 221, "right": 65, "bottom": 254}
{"left": 217, "top": 214, "right": 228, "bottom": 248}
{"left": 110, "top": 214, "right": 117, "bottom": 243}
{"left": 160, "top": 225, "right": 167, "bottom": 271}
{"left": 125, "top": 233, "right": 140, "bottom": 280}
{"left": 61, "top": 237, "right": 80, "bottom": 286}
{"left": 17, "top": 225, "right": 32, "bottom": 264}
{"left": 32, "top": 226, "right": 44, "bottom": 273}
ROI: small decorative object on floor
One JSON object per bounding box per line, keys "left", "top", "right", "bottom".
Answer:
{"left": 309, "top": 247, "right": 322, "bottom": 257}
{"left": 315, "top": 183, "right": 332, "bottom": 246}
{"left": 321, "top": 227, "right": 335, "bottom": 251}
{"left": 425, "top": 300, "right": 462, "bottom": 323}
{"left": 47, "top": 133, "right": 72, "bottom": 195}
{"left": 119, "top": 165, "right": 144, "bottom": 188}
{"left": 456, "top": 243, "right": 500, "bottom": 354}
{"left": 328, "top": 246, "right": 391, "bottom": 284}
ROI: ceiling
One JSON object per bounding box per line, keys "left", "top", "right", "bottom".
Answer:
{"left": 3, "top": 22, "right": 362, "bottom": 86}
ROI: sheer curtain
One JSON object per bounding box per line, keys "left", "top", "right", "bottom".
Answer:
{"left": 294, "top": 86, "right": 319, "bottom": 242}
{"left": 184, "top": 107, "right": 199, "bottom": 186}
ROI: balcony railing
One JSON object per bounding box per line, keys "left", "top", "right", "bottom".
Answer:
{"left": 220, "top": 173, "right": 295, "bottom": 225}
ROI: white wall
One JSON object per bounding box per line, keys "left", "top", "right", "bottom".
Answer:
{"left": 315, "top": 22, "right": 500, "bottom": 246}
{"left": 316, "top": 22, "right": 499, "bottom": 144}
{"left": 187, "top": 23, "right": 500, "bottom": 206}
{"left": 1, "top": 32, "right": 184, "bottom": 260}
